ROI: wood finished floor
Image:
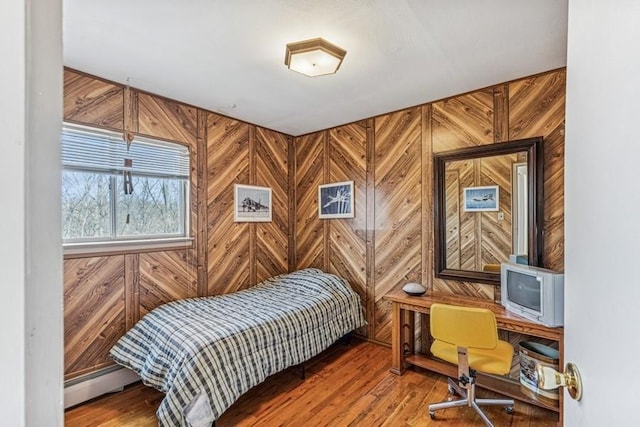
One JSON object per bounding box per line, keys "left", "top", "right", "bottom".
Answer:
{"left": 65, "top": 340, "right": 558, "bottom": 426}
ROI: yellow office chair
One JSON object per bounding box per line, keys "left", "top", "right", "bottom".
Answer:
{"left": 482, "top": 263, "right": 501, "bottom": 273}
{"left": 428, "top": 303, "right": 514, "bottom": 426}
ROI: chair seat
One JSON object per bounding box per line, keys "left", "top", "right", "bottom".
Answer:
{"left": 431, "top": 339, "right": 514, "bottom": 375}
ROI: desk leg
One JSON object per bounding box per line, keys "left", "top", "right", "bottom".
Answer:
{"left": 405, "top": 310, "right": 415, "bottom": 356}
{"left": 390, "top": 303, "right": 404, "bottom": 375}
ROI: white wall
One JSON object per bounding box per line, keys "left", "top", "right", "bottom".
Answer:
{"left": 564, "top": 0, "right": 640, "bottom": 425}
{"left": 1, "top": 1, "right": 27, "bottom": 423}
{"left": 0, "top": 0, "right": 63, "bottom": 426}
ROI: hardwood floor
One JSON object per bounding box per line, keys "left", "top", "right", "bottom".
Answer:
{"left": 65, "top": 340, "right": 558, "bottom": 426}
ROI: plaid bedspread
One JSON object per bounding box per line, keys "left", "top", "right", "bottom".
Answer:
{"left": 110, "top": 268, "right": 366, "bottom": 426}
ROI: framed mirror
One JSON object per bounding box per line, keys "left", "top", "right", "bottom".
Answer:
{"left": 434, "top": 137, "right": 543, "bottom": 285}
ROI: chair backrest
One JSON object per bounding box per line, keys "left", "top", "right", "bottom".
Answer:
{"left": 430, "top": 303, "right": 499, "bottom": 350}
{"left": 482, "top": 263, "right": 501, "bottom": 273}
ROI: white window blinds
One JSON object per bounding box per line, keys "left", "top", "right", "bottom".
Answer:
{"left": 61, "top": 123, "right": 190, "bottom": 179}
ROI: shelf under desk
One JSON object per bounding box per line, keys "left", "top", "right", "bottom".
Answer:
{"left": 383, "top": 289, "right": 564, "bottom": 415}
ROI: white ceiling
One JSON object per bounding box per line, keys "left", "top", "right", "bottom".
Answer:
{"left": 63, "top": 0, "right": 568, "bottom": 136}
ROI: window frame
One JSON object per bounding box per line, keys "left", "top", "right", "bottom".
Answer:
{"left": 61, "top": 123, "right": 193, "bottom": 255}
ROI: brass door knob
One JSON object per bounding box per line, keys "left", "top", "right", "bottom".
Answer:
{"left": 535, "top": 362, "right": 583, "bottom": 401}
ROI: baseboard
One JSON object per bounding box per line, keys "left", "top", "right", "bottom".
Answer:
{"left": 64, "top": 366, "right": 140, "bottom": 409}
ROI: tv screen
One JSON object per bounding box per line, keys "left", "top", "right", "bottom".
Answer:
{"left": 506, "top": 270, "right": 540, "bottom": 312}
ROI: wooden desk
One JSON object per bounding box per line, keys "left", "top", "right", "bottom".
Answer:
{"left": 383, "top": 289, "right": 564, "bottom": 415}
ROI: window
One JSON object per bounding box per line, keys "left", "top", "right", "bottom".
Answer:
{"left": 61, "top": 123, "right": 190, "bottom": 249}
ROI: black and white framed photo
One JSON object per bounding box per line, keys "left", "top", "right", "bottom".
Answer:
{"left": 318, "top": 181, "right": 354, "bottom": 219}
{"left": 463, "top": 185, "right": 499, "bottom": 212}
{"left": 234, "top": 184, "right": 272, "bottom": 222}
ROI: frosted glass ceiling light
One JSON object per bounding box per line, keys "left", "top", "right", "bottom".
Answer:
{"left": 284, "top": 38, "right": 346, "bottom": 77}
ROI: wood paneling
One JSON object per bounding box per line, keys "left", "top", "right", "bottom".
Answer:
{"left": 432, "top": 89, "right": 494, "bottom": 153}
{"left": 138, "top": 250, "right": 197, "bottom": 317}
{"left": 124, "top": 254, "right": 140, "bottom": 330}
{"left": 63, "top": 70, "right": 292, "bottom": 382}
{"left": 509, "top": 71, "right": 566, "bottom": 272}
{"left": 373, "top": 107, "right": 423, "bottom": 343}
{"left": 328, "top": 123, "right": 368, "bottom": 306}
{"left": 255, "top": 127, "right": 289, "bottom": 282}
{"left": 137, "top": 93, "right": 197, "bottom": 146}
{"left": 431, "top": 89, "right": 497, "bottom": 299}
{"left": 294, "top": 69, "right": 565, "bottom": 347}
{"left": 63, "top": 67, "right": 565, "bottom": 381}
{"left": 64, "top": 69, "right": 124, "bottom": 129}
{"left": 206, "top": 113, "right": 251, "bottom": 294}
{"left": 137, "top": 93, "right": 201, "bottom": 264}
{"left": 295, "top": 133, "right": 325, "bottom": 270}
{"left": 64, "top": 256, "right": 125, "bottom": 379}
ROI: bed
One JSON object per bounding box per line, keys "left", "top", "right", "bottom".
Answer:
{"left": 109, "top": 268, "right": 367, "bottom": 427}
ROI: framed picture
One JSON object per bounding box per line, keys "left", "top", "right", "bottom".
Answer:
{"left": 234, "top": 184, "right": 272, "bottom": 222}
{"left": 318, "top": 181, "right": 354, "bottom": 219}
{"left": 463, "top": 185, "right": 499, "bottom": 212}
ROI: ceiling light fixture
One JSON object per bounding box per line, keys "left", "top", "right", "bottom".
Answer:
{"left": 284, "top": 37, "right": 346, "bottom": 77}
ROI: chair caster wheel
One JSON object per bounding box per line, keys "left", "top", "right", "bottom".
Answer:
{"left": 505, "top": 406, "right": 514, "bottom": 414}
{"left": 429, "top": 411, "right": 436, "bottom": 419}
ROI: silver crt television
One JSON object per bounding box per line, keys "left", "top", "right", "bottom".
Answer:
{"left": 500, "top": 262, "right": 564, "bottom": 327}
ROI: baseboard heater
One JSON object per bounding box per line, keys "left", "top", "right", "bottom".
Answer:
{"left": 64, "top": 365, "right": 140, "bottom": 409}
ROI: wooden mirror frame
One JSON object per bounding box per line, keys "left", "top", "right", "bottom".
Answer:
{"left": 434, "top": 137, "right": 544, "bottom": 285}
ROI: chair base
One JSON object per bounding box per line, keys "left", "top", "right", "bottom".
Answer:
{"left": 428, "top": 377, "right": 514, "bottom": 427}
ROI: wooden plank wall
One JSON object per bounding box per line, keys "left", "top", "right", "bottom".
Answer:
{"left": 294, "top": 133, "right": 325, "bottom": 270}
{"left": 255, "top": 128, "right": 290, "bottom": 283}
{"left": 431, "top": 89, "right": 496, "bottom": 299}
{"left": 294, "top": 69, "right": 566, "bottom": 346}
{"left": 63, "top": 67, "right": 565, "bottom": 379}
{"left": 63, "top": 69, "right": 290, "bottom": 380}
{"left": 373, "top": 108, "right": 423, "bottom": 343}
{"left": 64, "top": 256, "right": 125, "bottom": 378}
{"left": 206, "top": 115, "right": 251, "bottom": 294}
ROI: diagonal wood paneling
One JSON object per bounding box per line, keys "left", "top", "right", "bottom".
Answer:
{"left": 64, "top": 256, "right": 125, "bottom": 379}
{"left": 431, "top": 89, "right": 496, "bottom": 299}
{"left": 510, "top": 70, "right": 566, "bottom": 272}
{"left": 207, "top": 113, "right": 251, "bottom": 294}
{"left": 137, "top": 93, "right": 202, "bottom": 257}
{"left": 61, "top": 68, "right": 566, "bottom": 365}
{"left": 136, "top": 94, "right": 201, "bottom": 255}
{"left": 138, "top": 250, "right": 198, "bottom": 317}
{"left": 255, "top": 127, "right": 289, "bottom": 283}
{"left": 373, "top": 108, "right": 423, "bottom": 343}
{"left": 509, "top": 71, "right": 566, "bottom": 141}
{"left": 328, "top": 123, "right": 368, "bottom": 305}
{"left": 295, "top": 132, "right": 325, "bottom": 270}
{"left": 64, "top": 69, "right": 124, "bottom": 130}
{"left": 432, "top": 89, "right": 494, "bottom": 153}
{"left": 137, "top": 93, "right": 197, "bottom": 146}
{"left": 135, "top": 92, "right": 201, "bottom": 306}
